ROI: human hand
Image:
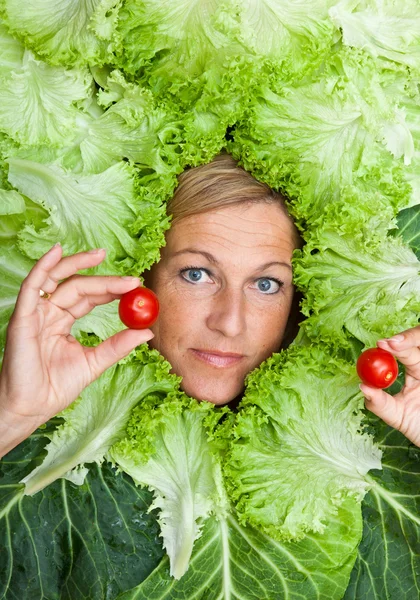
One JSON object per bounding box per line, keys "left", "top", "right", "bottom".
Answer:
{"left": 0, "top": 244, "right": 154, "bottom": 456}
{"left": 360, "top": 327, "right": 420, "bottom": 447}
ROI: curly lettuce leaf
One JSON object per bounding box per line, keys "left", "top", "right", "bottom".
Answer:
{"left": 112, "top": 0, "right": 241, "bottom": 78}
{"left": 329, "top": 0, "right": 420, "bottom": 71}
{"left": 109, "top": 3, "right": 255, "bottom": 159}
{"left": 1, "top": 0, "right": 120, "bottom": 66}
{"left": 224, "top": 345, "right": 382, "bottom": 541}
{"left": 70, "top": 300, "right": 122, "bottom": 342}
{"left": 96, "top": 61, "right": 245, "bottom": 172}
{"left": 229, "top": 46, "right": 411, "bottom": 224}
{"left": 0, "top": 50, "right": 93, "bottom": 147}
{"left": 238, "top": 0, "right": 337, "bottom": 73}
{"left": 109, "top": 1, "right": 339, "bottom": 164}
{"left": 1, "top": 98, "right": 110, "bottom": 176}
{"left": 80, "top": 71, "right": 183, "bottom": 178}
{"left": 21, "top": 349, "right": 180, "bottom": 496}
{"left": 294, "top": 228, "right": 420, "bottom": 348}
{"left": 113, "top": 0, "right": 337, "bottom": 90}
{"left": 110, "top": 395, "right": 229, "bottom": 579}
{"left": 0, "top": 167, "right": 48, "bottom": 239}
{"left": 6, "top": 158, "right": 169, "bottom": 275}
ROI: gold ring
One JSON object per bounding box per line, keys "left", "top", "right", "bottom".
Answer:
{"left": 39, "top": 289, "right": 52, "bottom": 300}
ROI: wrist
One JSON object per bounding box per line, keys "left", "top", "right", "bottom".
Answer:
{"left": 0, "top": 399, "right": 42, "bottom": 459}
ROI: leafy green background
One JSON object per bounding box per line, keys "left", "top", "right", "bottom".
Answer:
{"left": 395, "top": 204, "right": 420, "bottom": 259}
{"left": 344, "top": 416, "right": 420, "bottom": 600}
{"left": 1, "top": 207, "right": 420, "bottom": 599}
{"left": 118, "top": 501, "right": 360, "bottom": 600}
{"left": 0, "top": 423, "right": 361, "bottom": 600}
{"left": 343, "top": 205, "right": 420, "bottom": 599}
{"left": 0, "top": 422, "right": 164, "bottom": 600}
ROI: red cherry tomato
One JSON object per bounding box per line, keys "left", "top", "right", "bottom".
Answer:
{"left": 118, "top": 287, "right": 159, "bottom": 329}
{"left": 356, "top": 347, "right": 398, "bottom": 389}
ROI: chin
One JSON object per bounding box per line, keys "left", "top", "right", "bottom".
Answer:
{"left": 180, "top": 377, "right": 242, "bottom": 406}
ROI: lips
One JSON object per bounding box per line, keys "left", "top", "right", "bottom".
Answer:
{"left": 190, "top": 349, "right": 245, "bottom": 368}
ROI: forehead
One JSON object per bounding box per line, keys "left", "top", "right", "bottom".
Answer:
{"left": 164, "top": 202, "right": 297, "bottom": 261}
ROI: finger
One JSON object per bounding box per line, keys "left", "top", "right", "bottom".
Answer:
{"left": 84, "top": 328, "right": 154, "bottom": 380}
{"left": 49, "top": 275, "right": 142, "bottom": 310}
{"left": 377, "top": 327, "right": 420, "bottom": 379}
{"left": 14, "top": 244, "right": 63, "bottom": 319}
{"left": 40, "top": 248, "right": 107, "bottom": 293}
{"left": 65, "top": 294, "right": 122, "bottom": 320}
{"left": 360, "top": 384, "right": 403, "bottom": 431}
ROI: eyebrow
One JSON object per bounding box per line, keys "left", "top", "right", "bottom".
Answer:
{"left": 172, "top": 248, "right": 293, "bottom": 271}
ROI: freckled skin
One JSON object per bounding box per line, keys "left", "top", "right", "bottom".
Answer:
{"left": 145, "top": 202, "right": 298, "bottom": 405}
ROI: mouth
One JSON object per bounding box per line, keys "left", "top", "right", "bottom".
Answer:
{"left": 190, "top": 349, "right": 245, "bottom": 368}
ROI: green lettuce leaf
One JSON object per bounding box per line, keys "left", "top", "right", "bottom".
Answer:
{"left": 397, "top": 86, "right": 420, "bottom": 208}
{"left": 238, "top": 0, "right": 338, "bottom": 74}
{"left": 0, "top": 425, "right": 164, "bottom": 599}
{"left": 395, "top": 202, "right": 420, "bottom": 258}
{"left": 0, "top": 241, "right": 34, "bottom": 358}
{"left": 70, "top": 300, "right": 122, "bottom": 341}
{"left": 294, "top": 228, "right": 420, "bottom": 348}
{"left": 344, "top": 409, "right": 420, "bottom": 600}
{"left": 1, "top": 0, "right": 120, "bottom": 66}
{"left": 109, "top": 4, "right": 257, "bottom": 161}
{"left": 110, "top": 395, "right": 229, "bottom": 579}
{"left": 0, "top": 169, "right": 48, "bottom": 241}
{"left": 329, "top": 0, "right": 420, "bottom": 71}
{"left": 0, "top": 423, "right": 362, "bottom": 600}
{"left": 112, "top": 0, "right": 241, "bottom": 78}
{"left": 21, "top": 349, "right": 180, "bottom": 496}
{"left": 0, "top": 188, "right": 25, "bottom": 215}
{"left": 113, "top": 0, "right": 337, "bottom": 92}
{"left": 0, "top": 18, "right": 24, "bottom": 72}
{"left": 118, "top": 499, "right": 362, "bottom": 600}
{"left": 229, "top": 46, "right": 411, "bottom": 225}
{"left": 224, "top": 344, "right": 381, "bottom": 541}
{"left": 6, "top": 158, "right": 169, "bottom": 275}
{"left": 109, "top": 1, "right": 339, "bottom": 167}
{"left": 0, "top": 50, "right": 93, "bottom": 147}
{"left": 80, "top": 71, "right": 183, "bottom": 178}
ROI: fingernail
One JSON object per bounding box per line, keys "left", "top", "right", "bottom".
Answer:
{"left": 88, "top": 248, "right": 106, "bottom": 254}
{"left": 122, "top": 276, "right": 140, "bottom": 281}
{"left": 53, "top": 242, "right": 61, "bottom": 247}
{"left": 388, "top": 334, "right": 404, "bottom": 343}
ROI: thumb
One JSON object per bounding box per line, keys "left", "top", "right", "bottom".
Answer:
{"left": 360, "top": 384, "right": 402, "bottom": 431}
{"left": 86, "top": 328, "right": 154, "bottom": 379}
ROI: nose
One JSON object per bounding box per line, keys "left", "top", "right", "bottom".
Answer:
{"left": 206, "top": 286, "right": 247, "bottom": 338}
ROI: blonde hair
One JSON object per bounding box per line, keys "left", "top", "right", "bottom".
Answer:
{"left": 167, "top": 153, "right": 301, "bottom": 246}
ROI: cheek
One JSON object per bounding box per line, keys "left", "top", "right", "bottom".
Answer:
{"left": 149, "top": 288, "right": 199, "bottom": 357}
{"left": 251, "top": 296, "right": 293, "bottom": 357}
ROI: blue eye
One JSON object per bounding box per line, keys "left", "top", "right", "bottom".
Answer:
{"left": 180, "top": 267, "right": 211, "bottom": 284}
{"left": 186, "top": 269, "right": 203, "bottom": 282}
{"left": 255, "top": 278, "right": 282, "bottom": 294}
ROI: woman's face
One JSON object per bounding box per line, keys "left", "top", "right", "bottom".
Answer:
{"left": 145, "top": 202, "right": 297, "bottom": 405}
